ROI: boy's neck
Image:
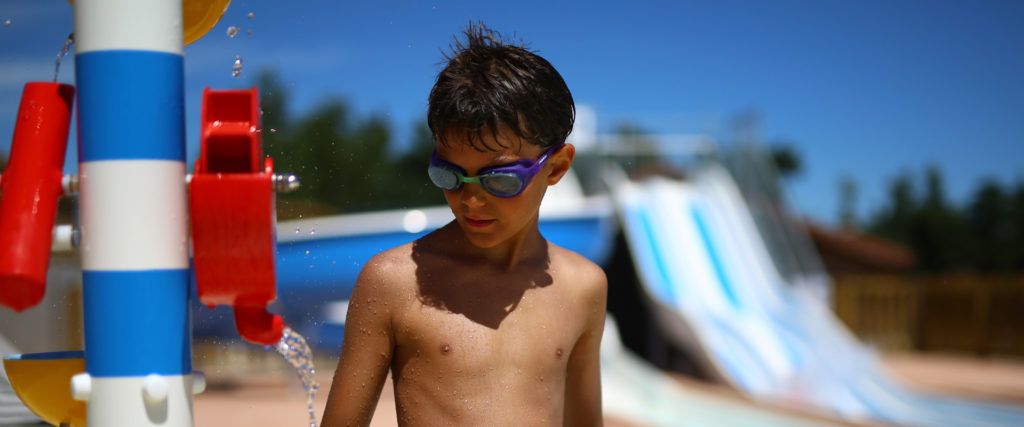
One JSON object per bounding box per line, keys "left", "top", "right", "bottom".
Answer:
{"left": 446, "top": 218, "right": 547, "bottom": 270}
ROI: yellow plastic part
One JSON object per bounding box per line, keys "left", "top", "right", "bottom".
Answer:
{"left": 68, "top": 0, "right": 231, "bottom": 46}
{"left": 182, "top": 0, "right": 232, "bottom": 45}
{"left": 3, "top": 352, "right": 87, "bottom": 427}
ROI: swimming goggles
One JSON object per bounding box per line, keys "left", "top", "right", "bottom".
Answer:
{"left": 427, "top": 144, "right": 563, "bottom": 198}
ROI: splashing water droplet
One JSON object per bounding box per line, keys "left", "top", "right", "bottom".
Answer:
{"left": 3, "top": 19, "right": 11, "bottom": 27}
{"left": 226, "top": 26, "right": 239, "bottom": 37}
{"left": 232, "top": 56, "right": 243, "bottom": 78}
{"left": 275, "top": 326, "right": 320, "bottom": 427}
{"left": 270, "top": 128, "right": 277, "bottom": 133}
{"left": 248, "top": 12, "right": 255, "bottom": 19}
{"left": 294, "top": 227, "right": 301, "bottom": 234}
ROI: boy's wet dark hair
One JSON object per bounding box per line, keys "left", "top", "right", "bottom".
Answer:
{"left": 428, "top": 22, "right": 575, "bottom": 151}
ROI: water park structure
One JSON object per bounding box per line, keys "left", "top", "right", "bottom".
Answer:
{"left": 2, "top": 2, "right": 1024, "bottom": 427}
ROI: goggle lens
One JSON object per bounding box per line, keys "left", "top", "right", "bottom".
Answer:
{"left": 427, "top": 144, "right": 562, "bottom": 198}
{"left": 479, "top": 174, "right": 524, "bottom": 196}
{"left": 428, "top": 164, "right": 461, "bottom": 190}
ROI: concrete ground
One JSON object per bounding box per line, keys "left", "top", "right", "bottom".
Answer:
{"left": 882, "top": 352, "right": 1024, "bottom": 407}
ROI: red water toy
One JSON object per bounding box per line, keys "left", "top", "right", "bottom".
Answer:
{"left": 0, "top": 82, "right": 74, "bottom": 312}
{"left": 189, "top": 87, "right": 283, "bottom": 345}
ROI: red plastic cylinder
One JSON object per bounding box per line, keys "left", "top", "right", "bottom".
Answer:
{"left": 0, "top": 82, "right": 74, "bottom": 312}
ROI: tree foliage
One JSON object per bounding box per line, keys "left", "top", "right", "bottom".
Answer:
{"left": 770, "top": 143, "right": 802, "bottom": 179}
{"left": 865, "top": 165, "right": 1024, "bottom": 273}
{"left": 256, "top": 70, "right": 442, "bottom": 219}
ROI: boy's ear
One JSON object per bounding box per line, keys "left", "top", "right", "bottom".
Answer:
{"left": 546, "top": 143, "right": 576, "bottom": 185}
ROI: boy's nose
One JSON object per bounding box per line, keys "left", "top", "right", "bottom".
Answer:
{"left": 460, "top": 183, "right": 488, "bottom": 208}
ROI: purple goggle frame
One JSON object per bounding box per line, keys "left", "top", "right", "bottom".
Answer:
{"left": 427, "top": 144, "right": 563, "bottom": 198}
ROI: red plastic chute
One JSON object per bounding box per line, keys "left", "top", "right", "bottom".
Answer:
{"left": 189, "top": 87, "right": 283, "bottom": 345}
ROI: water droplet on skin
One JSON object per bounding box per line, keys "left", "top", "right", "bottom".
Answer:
{"left": 232, "top": 55, "right": 243, "bottom": 77}
{"left": 226, "top": 26, "right": 239, "bottom": 37}
{"left": 440, "top": 344, "right": 451, "bottom": 355}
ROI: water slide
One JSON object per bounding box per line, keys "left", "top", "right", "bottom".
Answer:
{"left": 608, "top": 164, "right": 1024, "bottom": 426}
{"left": 599, "top": 316, "right": 835, "bottom": 427}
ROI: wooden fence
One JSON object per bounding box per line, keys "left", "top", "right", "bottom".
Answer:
{"left": 833, "top": 274, "right": 1024, "bottom": 356}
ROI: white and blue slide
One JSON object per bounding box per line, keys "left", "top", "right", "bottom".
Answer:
{"left": 599, "top": 315, "right": 835, "bottom": 426}
{"left": 608, "top": 164, "right": 1024, "bottom": 426}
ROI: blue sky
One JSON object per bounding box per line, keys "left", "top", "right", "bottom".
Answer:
{"left": 2, "top": 0, "right": 1022, "bottom": 226}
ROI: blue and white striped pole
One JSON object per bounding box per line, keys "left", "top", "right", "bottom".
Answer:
{"left": 70, "top": 0, "right": 198, "bottom": 425}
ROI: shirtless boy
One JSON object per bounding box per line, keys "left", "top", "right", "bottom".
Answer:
{"left": 321, "top": 22, "right": 607, "bottom": 426}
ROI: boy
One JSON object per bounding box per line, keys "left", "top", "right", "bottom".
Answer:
{"left": 322, "top": 22, "right": 607, "bottom": 426}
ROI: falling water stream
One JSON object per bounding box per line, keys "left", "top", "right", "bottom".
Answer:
{"left": 275, "top": 326, "right": 321, "bottom": 427}
{"left": 54, "top": 33, "right": 74, "bottom": 82}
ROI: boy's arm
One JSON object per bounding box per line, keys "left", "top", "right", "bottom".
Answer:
{"left": 563, "top": 265, "right": 608, "bottom": 427}
{"left": 321, "top": 256, "right": 397, "bottom": 427}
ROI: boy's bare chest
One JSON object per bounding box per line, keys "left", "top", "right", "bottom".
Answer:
{"left": 392, "top": 288, "right": 580, "bottom": 379}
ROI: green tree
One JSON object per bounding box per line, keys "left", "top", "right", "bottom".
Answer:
{"left": 968, "top": 180, "right": 1017, "bottom": 271}
{"left": 864, "top": 166, "right": 1015, "bottom": 273}
{"left": 770, "top": 143, "right": 802, "bottom": 180}
{"left": 868, "top": 171, "right": 917, "bottom": 246}
{"left": 378, "top": 121, "right": 444, "bottom": 209}
{"left": 254, "top": 69, "right": 441, "bottom": 219}
{"left": 911, "top": 166, "right": 970, "bottom": 271}
{"left": 1012, "top": 181, "right": 1024, "bottom": 269}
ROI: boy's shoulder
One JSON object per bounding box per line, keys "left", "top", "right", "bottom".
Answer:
{"left": 356, "top": 242, "right": 418, "bottom": 288}
{"left": 356, "top": 227, "right": 457, "bottom": 286}
{"left": 548, "top": 242, "right": 602, "bottom": 272}
{"left": 547, "top": 242, "right": 607, "bottom": 293}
